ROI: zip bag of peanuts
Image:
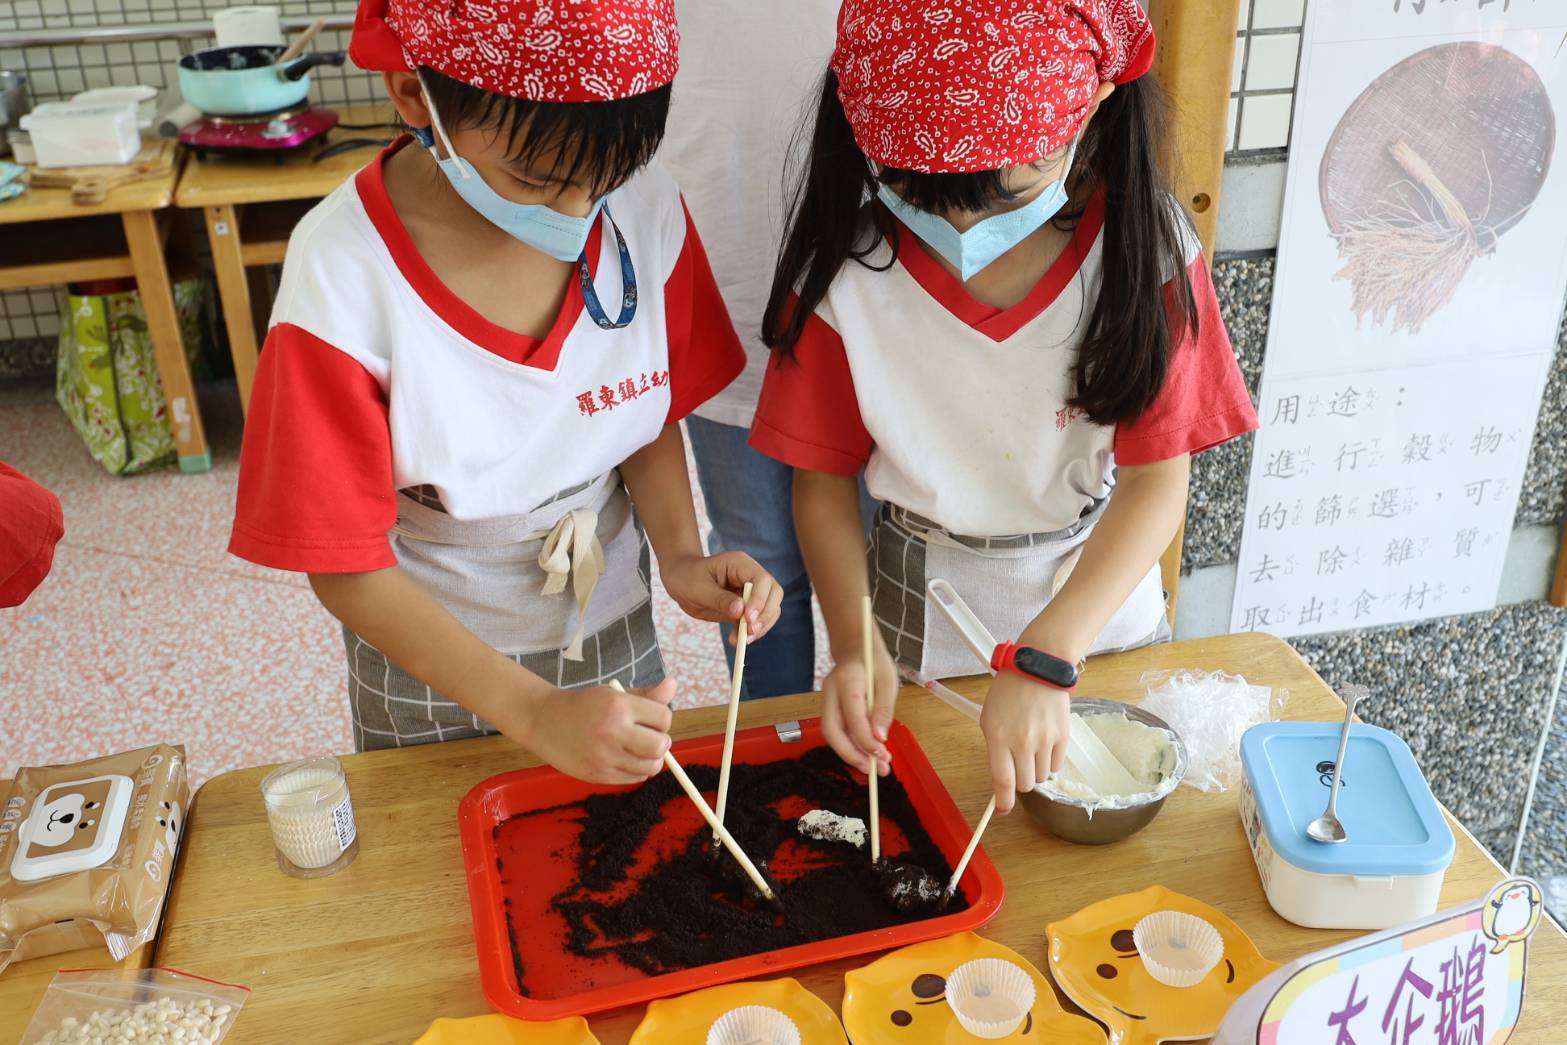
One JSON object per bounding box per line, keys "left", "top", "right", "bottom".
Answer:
{"left": 20, "top": 967, "right": 250, "bottom": 1045}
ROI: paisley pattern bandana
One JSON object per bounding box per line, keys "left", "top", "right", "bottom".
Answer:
{"left": 831, "top": 0, "right": 1155, "bottom": 173}
{"left": 351, "top": 0, "right": 679, "bottom": 102}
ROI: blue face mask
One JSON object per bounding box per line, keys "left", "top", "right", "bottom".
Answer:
{"left": 876, "top": 134, "right": 1082, "bottom": 282}
{"left": 412, "top": 88, "right": 602, "bottom": 263}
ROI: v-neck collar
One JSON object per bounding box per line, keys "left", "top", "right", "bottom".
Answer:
{"left": 356, "top": 135, "right": 601, "bottom": 371}
{"left": 890, "top": 188, "right": 1107, "bottom": 344}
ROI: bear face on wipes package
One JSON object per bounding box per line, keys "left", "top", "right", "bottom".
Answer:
{"left": 0, "top": 745, "right": 187, "bottom": 971}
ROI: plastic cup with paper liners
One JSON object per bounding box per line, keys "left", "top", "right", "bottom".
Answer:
{"left": 1133, "top": 910, "right": 1225, "bottom": 988}
{"left": 260, "top": 756, "right": 358, "bottom": 878}
{"left": 705, "top": 1004, "right": 800, "bottom": 1045}
{"left": 945, "top": 957, "right": 1037, "bottom": 1039}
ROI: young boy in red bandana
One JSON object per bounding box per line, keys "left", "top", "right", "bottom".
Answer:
{"left": 229, "top": 0, "right": 780, "bottom": 781}
{"left": 754, "top": 0, "right": 1258, "bottom": 812}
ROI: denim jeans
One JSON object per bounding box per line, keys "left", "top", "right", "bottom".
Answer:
{"left": 685, "top": 416, "right": 875, "bottom": 700}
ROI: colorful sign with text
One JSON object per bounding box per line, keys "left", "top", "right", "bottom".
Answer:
{"left": 1214, "top": 878, "right": 1544, "bottom": 1045}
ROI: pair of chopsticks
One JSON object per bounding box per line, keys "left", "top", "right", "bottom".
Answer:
{"left": 640, "top": 582, "right": 778, "bottom": 903}
{"left": 862, "top": 595, "right": 990, "bottom": 905}
{"left": 628, "top": 584, "right": 991, "bottom": 908}
{"left": 609, "top": 636, "right": 776, "bottom": 904}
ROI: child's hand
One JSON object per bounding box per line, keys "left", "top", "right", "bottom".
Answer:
{"left": 514, "top": 679, "right": 678, "bottom": 785}
{"left": 661, "top": 552, "right": 781, "bottom": 643}
{"left": 980, "top": 672, "right": 1071, "bottom": 814}
{"left": 821, "top": 637, "right": 898, "bottom": 778}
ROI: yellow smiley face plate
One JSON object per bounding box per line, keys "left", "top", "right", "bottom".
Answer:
{"left": 629, "top": 977, "right": 848, "bottom": 1044}
{"left": 412, "top": 1013, "right": 599, "bottom": 1045}
{"left": 843, "top": 931, "right": 1107, "bottom": 1044}
{"left": 1047, "top": 885, "right": 1279, "bottom": 1045}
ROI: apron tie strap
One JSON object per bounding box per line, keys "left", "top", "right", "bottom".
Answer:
{"left": 538, "top": 508, "right": 606, "bottom": 661}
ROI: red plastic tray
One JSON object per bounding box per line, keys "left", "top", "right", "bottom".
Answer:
{"left": 457, "top": 717, "right": 1003, "bottom": 1020}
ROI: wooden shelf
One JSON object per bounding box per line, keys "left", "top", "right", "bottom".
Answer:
{"left": 0, "top": 214, "right": 135, "bottom": 290}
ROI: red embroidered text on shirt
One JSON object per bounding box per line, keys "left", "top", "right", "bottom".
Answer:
{"left": 1055, "top": 406, "right": 1086, "bottom": 432}
{"left": 577, "top": 370, "right": 669, "bottom": 417}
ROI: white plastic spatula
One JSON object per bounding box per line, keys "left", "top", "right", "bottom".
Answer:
{"left": 1061, "top": 713, "right": 1145, "bottom": 797}
{"left": 925, "top": 579, "right": 1142, "bottom": 798}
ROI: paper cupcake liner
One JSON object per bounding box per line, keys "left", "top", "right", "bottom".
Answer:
{"left": 1133, "top": 910, "right": 1225, "bottom": 988}
{"left": 945, "top": 957, "right": 1036, "bottom": 1039}
{"left": 706, "top": 1004, "right": 801, "bottom": 1045}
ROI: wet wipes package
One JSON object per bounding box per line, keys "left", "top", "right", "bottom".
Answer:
{"left": 0, "top": 745, "right": 188, "bottom": 972}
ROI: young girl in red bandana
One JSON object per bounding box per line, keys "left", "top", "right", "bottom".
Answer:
{"left": 229, "top": 0, "right": 780, "bottom": 780}
{"left": 752, "top": 0, "right": 1259, "bottom": 813}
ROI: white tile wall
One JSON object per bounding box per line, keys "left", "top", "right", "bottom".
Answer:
{"left": 1252, "top": 0, "right": 1307, "bottom": 31}
{"left": 1244, "top": 32, "right": 1300, "bottom": 92}
{"left": 1230, "top": 0, "right": 1308, "bottom": 155}
{"left": 0, "top": 4, "right": 376, "bottom": 342}
{"left": 1237, "top": 92, "right": 1294, "bottom": 151}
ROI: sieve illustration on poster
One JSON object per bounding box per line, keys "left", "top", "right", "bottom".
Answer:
{"left": 1264, "top": 2, "right": 1567, "bottom": 376}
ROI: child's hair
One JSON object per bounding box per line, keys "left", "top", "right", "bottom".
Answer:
{"left": 419, "top": 67, "right": 671, "bottom": 199}
{"left": 762, "top": 69, "right": 1198, "bottom": 426}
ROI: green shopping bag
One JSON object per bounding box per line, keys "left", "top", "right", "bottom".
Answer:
{"left": 55, "top": 278, "right": 205, "bottom": 475}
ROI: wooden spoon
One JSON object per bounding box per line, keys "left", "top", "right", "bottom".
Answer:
{"left": 274, "top": 18, "right": 325, "bottom": 65}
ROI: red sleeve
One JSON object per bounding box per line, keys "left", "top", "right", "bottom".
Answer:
{"left": 748, "top": 296, "right": 872, "bottom": 475}
{"left": 0, "top": 461, "right": 64, "bottom": 608}
{"left": 1114, "top": 256, "right": 1259, "bottom": 466}
{"left": 228, "top": 323, "right": 399, "bottom": 573}
{"left": 663, "top": 199, "right": 745, "bottom": 422}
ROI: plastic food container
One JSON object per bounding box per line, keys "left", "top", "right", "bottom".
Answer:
{"left": 6, "top": 129, "right": 34, "bottom": 165}
{"left": 1239, "top": 722, "right": 1453, "bottom": 929}
{"left": 19, "top": 100, "right": 140, "bottom": 168}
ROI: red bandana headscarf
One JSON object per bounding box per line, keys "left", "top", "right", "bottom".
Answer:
{"left": 832, "top": 0, "right": 1156, "bottom": 174}
{"left": 350, "top": 0, "right": 679, "bottom": 102}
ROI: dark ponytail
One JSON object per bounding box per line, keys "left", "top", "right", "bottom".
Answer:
{"left": 764, "top": 69, "right": 1197, "bottom": 428}
{"left": 762, "top": 68, "right": 890, "bottom": 353}
{"left": 1069, "top": 75, "right": 1196, "bottom": 424}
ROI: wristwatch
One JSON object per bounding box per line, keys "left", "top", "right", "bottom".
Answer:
{"left": 990, "top": 642, "right": 1081, "bottom": 690}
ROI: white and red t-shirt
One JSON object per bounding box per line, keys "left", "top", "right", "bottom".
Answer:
{"left": 750, "top": 193, "right": 1259, "bottom": 537}
{"left": 229, "top": 138, "right": 743, "bottom": 573}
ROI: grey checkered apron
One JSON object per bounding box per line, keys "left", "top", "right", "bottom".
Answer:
{"left": 868, "top": 500, "right": 1170, "bottom": 678}
{"left": 344, "top": 472, "right": 665, "bottom": 751}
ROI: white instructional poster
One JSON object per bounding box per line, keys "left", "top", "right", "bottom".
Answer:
{"left": 1232, "top": 0, "right": 1567, "bottom": 639}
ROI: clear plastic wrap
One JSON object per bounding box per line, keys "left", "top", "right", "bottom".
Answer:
{"left": 21, "top": 968, "right": 249, "bottom": 1045}
{"left": 1137, "top": 670, "right": 1285, "bottom": 792}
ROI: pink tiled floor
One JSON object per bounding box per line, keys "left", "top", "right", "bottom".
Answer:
{"left": 1, "top": 383, "right": 812, "bottom": 786}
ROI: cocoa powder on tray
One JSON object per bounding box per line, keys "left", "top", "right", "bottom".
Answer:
{"left": 494, "top": 746, "right": 956, "bottom": 982}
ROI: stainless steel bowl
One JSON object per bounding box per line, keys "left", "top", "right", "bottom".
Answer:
{"left": 1018, "top": 697, "right": 1188, "bottom": 845}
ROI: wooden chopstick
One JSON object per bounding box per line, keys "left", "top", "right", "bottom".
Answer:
{"left": 944, "top": 794, "right": 997, "bottom": 904}
{"left": 863, "top": 595, "right": 881, "bottom": 864}
{"left": 607, "top": 679, "right": 776, "bottom": 901}
{"left": 712, "top": 581, "right": 753, "bottom": 837}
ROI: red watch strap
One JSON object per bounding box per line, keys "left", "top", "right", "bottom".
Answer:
{"left": 990, "top": 642, "right": 1023, "bottom": 674}
{"left": 991, "top": 641, "right": 1077, "bottom": 690}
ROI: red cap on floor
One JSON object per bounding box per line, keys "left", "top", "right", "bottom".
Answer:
{"left": 0, "top": 461, "right": 64, "bottom": 608}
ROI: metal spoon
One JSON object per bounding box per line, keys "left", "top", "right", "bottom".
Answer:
{"left": 1307, "top": 686, "right": 1368, "bottom": 844}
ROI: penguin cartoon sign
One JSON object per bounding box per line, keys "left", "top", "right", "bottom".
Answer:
{"left": 1213, "top": 876, "right": 1546, "bottom": 1045}
{"left": 1484, "top": 878, "right": 1544, "bottom": 954}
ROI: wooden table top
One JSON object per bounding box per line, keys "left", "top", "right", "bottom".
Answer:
{"left": 0, "top": 143, "right": 180, "bottom": 224}
{"left": 174, "top": 104, "right": 399, "bottom": 208}
{"left": 0, "top": 778, "right": 155, "bottom": 1042}
{"left": 153, "top": 633, "right": 1567, "bottom": 1043}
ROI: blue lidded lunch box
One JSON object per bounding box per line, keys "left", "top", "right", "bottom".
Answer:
{"left": 1239, "top": 721, "right": 1454, "bottom": 929}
